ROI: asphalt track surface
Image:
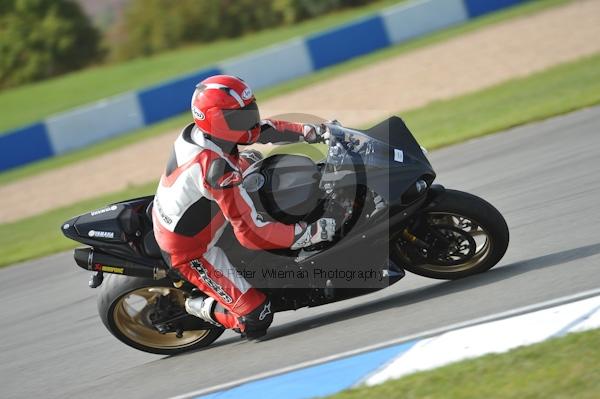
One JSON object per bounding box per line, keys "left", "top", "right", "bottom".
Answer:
{"left": 2, "top": 107, "right": 600, "bottom": 399}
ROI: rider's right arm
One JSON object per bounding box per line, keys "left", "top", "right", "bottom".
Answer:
{"left": 202, "top": 156, "right": 295, "bottom": 250}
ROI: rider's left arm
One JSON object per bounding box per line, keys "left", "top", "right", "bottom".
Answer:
{"left": 257, "top": 120, "right": 314, "bottom": 144}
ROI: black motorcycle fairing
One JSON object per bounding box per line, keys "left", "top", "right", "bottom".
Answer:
{"left": 215, "top": 231, "right": 392, "bottom": 312}
{"left": 281, "top": 186, "right": 448, "bottom": 296}
{"left": 241, "top": 117, "right": 435, "bottom": 225}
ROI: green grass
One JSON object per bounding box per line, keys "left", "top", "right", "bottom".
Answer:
{"left": 402, "top": 53, "right": 600, "bottom": 150}
{"left": 328, "top": 328, "right": 600, "bottom": 399}
{"left": 1, "top": 52, "right": 599, "bottom": 267}
{"left": 0, "top": 0, "right": 573, "bottom": 187}
{"left": 0, "top": 0, "right": 404, "bottom": 133}
{"left": 0, "top": 181, "right": 157, "bottom": 267}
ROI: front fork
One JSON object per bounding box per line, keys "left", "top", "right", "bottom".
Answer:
{"left": 399, "top": 183, "right": 446, "bottom": 244}
{"left": 391, "top": 184, "right": 446, "bottom": 264}
{"left": 401, "top": 228, "right": 430, "bottom": 250}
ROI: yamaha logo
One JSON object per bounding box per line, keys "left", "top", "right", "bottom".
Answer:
{"left": 241, "top": 87, "right": 253, "bottom": 100}
{"left": 88, "top": 230, "right": 115, "bottom": 239}
{"left": 192, "top": 106, "right": 205, "bottom": 120}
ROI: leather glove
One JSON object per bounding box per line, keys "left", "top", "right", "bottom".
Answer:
{"left": 374, "top": 194, "right": 386, "bottom": 211}
{"left": 239, "top": 149, "right": 263, "bottom": 165}
{"left": 302, "top": 124, "right": 330, "bottom": 144}
{"left": 291, "top": 218, "right": 336, "bottom": 249}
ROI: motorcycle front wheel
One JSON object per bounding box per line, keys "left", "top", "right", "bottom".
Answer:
{"left": 98, "top": 274, "right": 224, "bottom": 355}
{"left": 391, "top": 189, "right": 509, "bottom": 280}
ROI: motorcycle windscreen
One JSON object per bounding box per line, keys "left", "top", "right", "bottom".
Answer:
{"left": 322, "top": 116, "right": 435, "bottom": 203}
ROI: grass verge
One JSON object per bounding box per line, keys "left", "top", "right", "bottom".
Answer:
{"left": 0, "top": 181, "right": 157, "bottom": 267}
{"left": 0, "top": 0, "right": 404, "bottom": 133}
{"left": 401, "top": 53, "right": 600, "bottom": 149}
{"left": 0, "top": 0, "right": 573, "bottom": 186}
{"left": 1, "top": 53, "right": 599, "bottom": 267}
{"left": 327, "top": 328, "right": 600, "bottom": 399}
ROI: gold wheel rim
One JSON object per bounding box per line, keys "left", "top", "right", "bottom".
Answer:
{"left": 398, "top": 212, "right": 493, "bottom": 274}
{"left": 113, "top": 287, "right": 210, "bottom": 350}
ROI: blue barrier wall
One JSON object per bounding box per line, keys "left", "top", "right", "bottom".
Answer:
{"left": 220, "top": 40, "right": 314, "bottom": 91}
{"left": 46, "top": 92, "right": 145, "bottom": 155}
{"left": 0, "top": 0, "right": 528, "bottom": 172}
{"left": 138, "top": 68, "right": 222, "bottom": 125}
{"left": 463, "top": 0, "right": 525, "bottom": 17}
{"left": 382, "top": 0, "right": 468, "bottom": 44}
{"left": 306, "top": 15, "right": 391, "bottom": 70}
{"left": 0, "top": 124, "right": 53, "bottom": 171}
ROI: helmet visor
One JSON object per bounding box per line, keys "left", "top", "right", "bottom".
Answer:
{"left": 222, "top": 102, "right": 260, "bottom": 131}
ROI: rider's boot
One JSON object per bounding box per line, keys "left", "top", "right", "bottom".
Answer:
{"left": 184, "top": 295, "right": 222, "bottom": 326}
{"left": 185, "top": 294, "right": 273, "bottom": 341}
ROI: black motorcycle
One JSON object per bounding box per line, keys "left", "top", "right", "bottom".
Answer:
{"left": 61, "top": 116, "right": 509, "bottom": 355}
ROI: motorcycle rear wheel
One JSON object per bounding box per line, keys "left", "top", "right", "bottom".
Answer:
{"left": 98, "top": 274, "right": 224, "bottom": 355}
{"left": 392, "top": 189, "right": 509, "bottom": 280}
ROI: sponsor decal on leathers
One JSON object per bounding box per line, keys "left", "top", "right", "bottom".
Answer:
{"left": 190, "top": 259, "right": 233, "bottom": 304}
{"left": 155, "top": 198, "right": 173, "bottom": 225}
{"left": 218, "top": 171, "right": 243, "bottom": 188}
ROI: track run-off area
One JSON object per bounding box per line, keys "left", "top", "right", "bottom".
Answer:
{"left": 1, "top": 107, "right": 599, "bottom": 398}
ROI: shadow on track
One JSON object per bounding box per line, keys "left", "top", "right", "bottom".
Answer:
{"left": 262, "top": 242, "right": 600, "bottom": 341}
{"left": 162, "top": 242, "right": 600, "bottom": 357}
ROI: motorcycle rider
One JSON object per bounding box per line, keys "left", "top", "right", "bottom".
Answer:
{"left": 152, "top": 75, "right": 335, "bottom": 339}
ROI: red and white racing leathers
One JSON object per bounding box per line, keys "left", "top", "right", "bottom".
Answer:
{"left": 152, "top": 120, "right": 305, "bottom": 331}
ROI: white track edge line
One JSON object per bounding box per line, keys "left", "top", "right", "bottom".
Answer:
{"left": 170, "top": 287, "right": 600, "bottom": 399}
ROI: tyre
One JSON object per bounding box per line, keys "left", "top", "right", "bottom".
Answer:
{"left": 391, "top": 189, "right": 509, "bottom": 280}
{"left": 98, "top": 274, "right": 224, "bottom": 355}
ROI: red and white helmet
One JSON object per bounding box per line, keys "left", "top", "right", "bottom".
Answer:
{"left": 191, "top": 75, "right": 261, "bottom": 145}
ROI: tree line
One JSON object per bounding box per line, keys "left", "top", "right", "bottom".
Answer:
{"left": 0, "top": 0, "right": 371, "bottom": 90}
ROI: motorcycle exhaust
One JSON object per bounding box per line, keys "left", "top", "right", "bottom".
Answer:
{"left": 74, "top": 247, "right": 167, "bottom": 280}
